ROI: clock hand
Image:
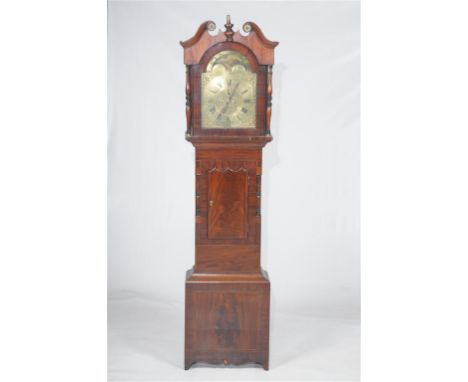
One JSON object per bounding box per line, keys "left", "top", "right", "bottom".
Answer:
{"left": 220, "top": 82, "right": 240, "bottom": 115}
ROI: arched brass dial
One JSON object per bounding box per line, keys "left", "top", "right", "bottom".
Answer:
{"left": 201, "top": 50, "right": 256, "bottom": 129}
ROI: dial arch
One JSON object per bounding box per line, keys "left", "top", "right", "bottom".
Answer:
{"left": 201, "top": 50, "right": 257, "bottom": 129}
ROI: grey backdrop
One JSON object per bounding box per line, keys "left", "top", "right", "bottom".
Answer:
{"left": 108, "top": 1, "right": 360, "bottom": 380}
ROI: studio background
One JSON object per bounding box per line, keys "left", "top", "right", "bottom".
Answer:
{"left": 108, "top": 1, "right": 360, "bottom": 380}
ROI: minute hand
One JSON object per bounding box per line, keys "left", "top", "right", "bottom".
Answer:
{"left": 221, "top": 82, "right": 240, "bottom": 115}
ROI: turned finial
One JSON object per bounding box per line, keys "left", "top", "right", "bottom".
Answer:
{"left": 224, "top": 14, "right": 234, "bottom": 41}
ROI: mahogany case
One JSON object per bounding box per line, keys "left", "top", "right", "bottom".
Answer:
{"left": 181, "top": 17, "right": 278, "bottom": 370}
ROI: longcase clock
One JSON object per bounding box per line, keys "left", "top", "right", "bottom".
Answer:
{"left": 181, "top": 16, "right": 278, "bottom": 370}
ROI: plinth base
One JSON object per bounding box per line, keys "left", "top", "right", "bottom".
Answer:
{"left": 184, "top": 268, "right": 270, "bottom": 370}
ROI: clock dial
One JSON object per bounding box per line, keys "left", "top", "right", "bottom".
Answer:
{"left": 202, "top": 51, "right": 256, "bottom": 129}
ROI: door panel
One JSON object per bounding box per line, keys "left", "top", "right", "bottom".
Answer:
{"left": 208, "top": 170, "right": 248, "bottom": 240}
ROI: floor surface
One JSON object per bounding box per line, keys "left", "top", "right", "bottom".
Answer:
{"left": 108, "top": 291, "right": 360, "bottom": 381}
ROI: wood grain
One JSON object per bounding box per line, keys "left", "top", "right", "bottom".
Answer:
{"left": 195, "top": 245, "right": 260, "bottom": 273}
{"left": 207, "top": 169, "right": 248, "bottom": 240}
{"left": 185, "top": 270, "right": 270, "bottom": 370}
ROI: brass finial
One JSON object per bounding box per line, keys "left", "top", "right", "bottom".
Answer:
{"left": 224, "top": 14, "right": 234, "bottom": 41}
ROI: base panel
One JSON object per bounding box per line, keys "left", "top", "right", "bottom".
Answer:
{"left": 185, "top": 269, "right": 270, "bottom": 370}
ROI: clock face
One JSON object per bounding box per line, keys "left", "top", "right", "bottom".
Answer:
{"left": 201, "top": 50, "right": 256, "bottom": 129}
